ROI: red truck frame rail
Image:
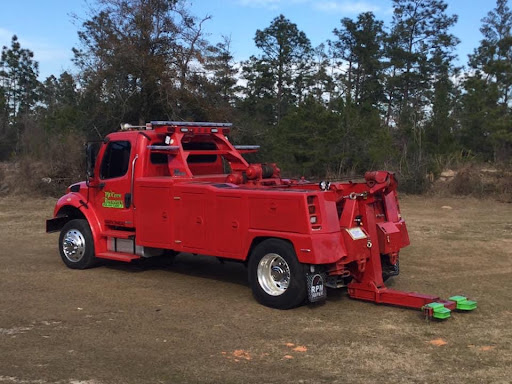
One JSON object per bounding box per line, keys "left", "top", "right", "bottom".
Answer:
{"left": 46, "top": 121, "right": 476, "bottom": 319}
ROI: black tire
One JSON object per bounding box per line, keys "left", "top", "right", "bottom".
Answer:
{"left": 59, "top": 219, "right": 96, "bottom": 269}
{"left": 248, "top": 239, "right": 307, "bottom": 309}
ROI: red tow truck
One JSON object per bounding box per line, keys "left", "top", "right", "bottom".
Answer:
{"left": 47, "top": 121, "right": 476, "bottom": 317}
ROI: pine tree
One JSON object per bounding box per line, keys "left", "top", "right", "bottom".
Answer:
{"left": 0, "top": 35, "right": 40, "bottom": 155}
{"left": 385, "top": 0, "right": 459, "bottom": 191}
{"left": 424, "top": 56, "right": 458, "bottom": 156}
{"left": 251, "top": 14, "right": 313, "bottom": 124}
{"left": 331, "top": 12, "right": 386, "bottom": 109}
{"left": 38, "top": 71, "right": 80, "bottom": 134}
{"left": 386, "top": 0, "right": 458, "bottom": 131}
{"left": 462, "top": 0, "right": 512, "bottom": 162}
{"left": 309, "top": 44, "right": 334, "bottom": 104}
{"left": 204, "top": 37, "right": 238, "bottom": 104}
{"left": 196, "top": 36, "right": 239, "bottom": 121}
{"left": 237, "top": 15, "right": 314, "bottom": 163}
{"left": 328, "top": 12, "right": 392, "bottom": 176}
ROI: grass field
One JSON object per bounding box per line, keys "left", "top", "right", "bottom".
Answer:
{"left": 0, "top": 196, "right": 510, "bottom": 383}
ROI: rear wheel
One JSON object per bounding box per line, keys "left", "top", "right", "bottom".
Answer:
{"left": 248, "top": 239, "right": 306, "bottom": 309}
{"left": 59, "top": 219, "right": 96, "bottom": 269}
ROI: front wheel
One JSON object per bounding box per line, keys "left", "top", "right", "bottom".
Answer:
{"left": 59, "top": 219, "right": 96, "bottom": 269}
{"left": 248, "top": 239, "right": 306, "bottom": 309}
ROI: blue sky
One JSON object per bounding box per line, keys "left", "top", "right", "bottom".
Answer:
{"left": 0, "top": 0, "right": 506, "bottom": 80}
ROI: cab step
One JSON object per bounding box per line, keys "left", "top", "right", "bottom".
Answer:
{"left": 102, "top": 229, "right": 135, "bottom": 239}
{"left": 96, "top": 251, "right": 141, "bottom": 262}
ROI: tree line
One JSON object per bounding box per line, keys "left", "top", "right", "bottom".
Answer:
{"left": 1, "top": 0, "right": 511, "bottom": 193}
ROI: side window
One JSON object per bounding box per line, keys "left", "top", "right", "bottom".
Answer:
{"left": 100, "top": 141, "right": 131, "bottom": 179}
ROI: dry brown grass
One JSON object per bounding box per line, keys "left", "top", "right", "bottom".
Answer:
{"left": 0, "top": 195, "right": 510, "bottom": 383}
{"left": 0, "top": 130, "right": 85, "bottom": 197}
{"left": 429, "top": 164, "right": 512, "bottom": 203}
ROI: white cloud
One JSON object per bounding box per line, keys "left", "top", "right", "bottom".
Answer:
{"left": 237, "top": 0, "right": 308, "bottom": 10}
{"left": 314, "top": 1, "right": 381, "bottom": 13}
{"left": 237, "top": 0, "right": 282, "bottom": 9}
{"left": 236, "top": 0, "right": 386, "bottom": 14}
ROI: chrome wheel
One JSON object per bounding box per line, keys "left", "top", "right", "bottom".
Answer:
{"left": 257, "top": 253, "right": 291, "bottom": 296}
{"left": 62, "top": 229, "right": 86, "bottom": 262}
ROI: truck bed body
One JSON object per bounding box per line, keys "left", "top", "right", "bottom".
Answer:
{"left": 134, "top": 176, "right": 349, "bottom": 265}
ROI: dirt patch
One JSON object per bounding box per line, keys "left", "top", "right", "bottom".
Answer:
{"left": 428, "top": 338, "right": 448, "bottom": 347}
{"left": 0, "top": 196, "right": 511, "bottom": 383}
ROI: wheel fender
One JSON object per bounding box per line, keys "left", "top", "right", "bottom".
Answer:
{"left": 53, "top": 194, "right": 102, "bottom": 244}
{"left": 245, "top": 232, "right": 346, "bottom": 265}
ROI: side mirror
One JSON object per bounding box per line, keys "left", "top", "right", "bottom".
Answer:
{"left": 85, "top": 142, "right": 100, "bottom": 179}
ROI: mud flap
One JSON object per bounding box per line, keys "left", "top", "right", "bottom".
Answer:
{"left": 46, "top": 216, "right": 69, "bottom": 233}
{"left": 307, "top": 272, "right": 327, "bottom": 303}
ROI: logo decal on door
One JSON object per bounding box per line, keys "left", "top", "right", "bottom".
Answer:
{"left": 103, "top": 191, "right": 124, "bottom": 209}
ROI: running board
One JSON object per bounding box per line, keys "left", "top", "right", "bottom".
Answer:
{"left": 96, "top": 251, "right": 141, "bottom": 262}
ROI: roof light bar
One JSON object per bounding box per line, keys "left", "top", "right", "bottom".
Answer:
{"left": 151, "top": 121, "right": 232, "bottom": 128}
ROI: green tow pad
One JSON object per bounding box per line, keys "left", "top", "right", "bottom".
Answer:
{"left": 449, "top": 296, "right": 477, "bottom": 311}
{"left": 424, "top": 302, "right": 452, "bottom": 319}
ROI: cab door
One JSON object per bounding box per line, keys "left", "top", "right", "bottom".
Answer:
{"left": 93, "top": 139, "right": 135, "bottom": 228}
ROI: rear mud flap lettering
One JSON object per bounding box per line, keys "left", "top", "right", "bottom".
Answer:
{"left": 307, "top": 273, "right": 327, "bottom": 303}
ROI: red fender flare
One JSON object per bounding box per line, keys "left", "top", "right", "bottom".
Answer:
{"left": 53, "top": 193, "right": 103, "bottom": 248}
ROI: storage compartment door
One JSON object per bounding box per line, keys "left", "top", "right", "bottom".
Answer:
{"left": 175, "top": 192, "right": 207, "bottom": 250}
{"left": 376, "top": 222, "right": 402, "bottom": 254}
{"left": 215, "top": 196, "right": 243, "bottom": 255}
{"left": 136, "top": 186, "right": 172, "bottom": 247}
